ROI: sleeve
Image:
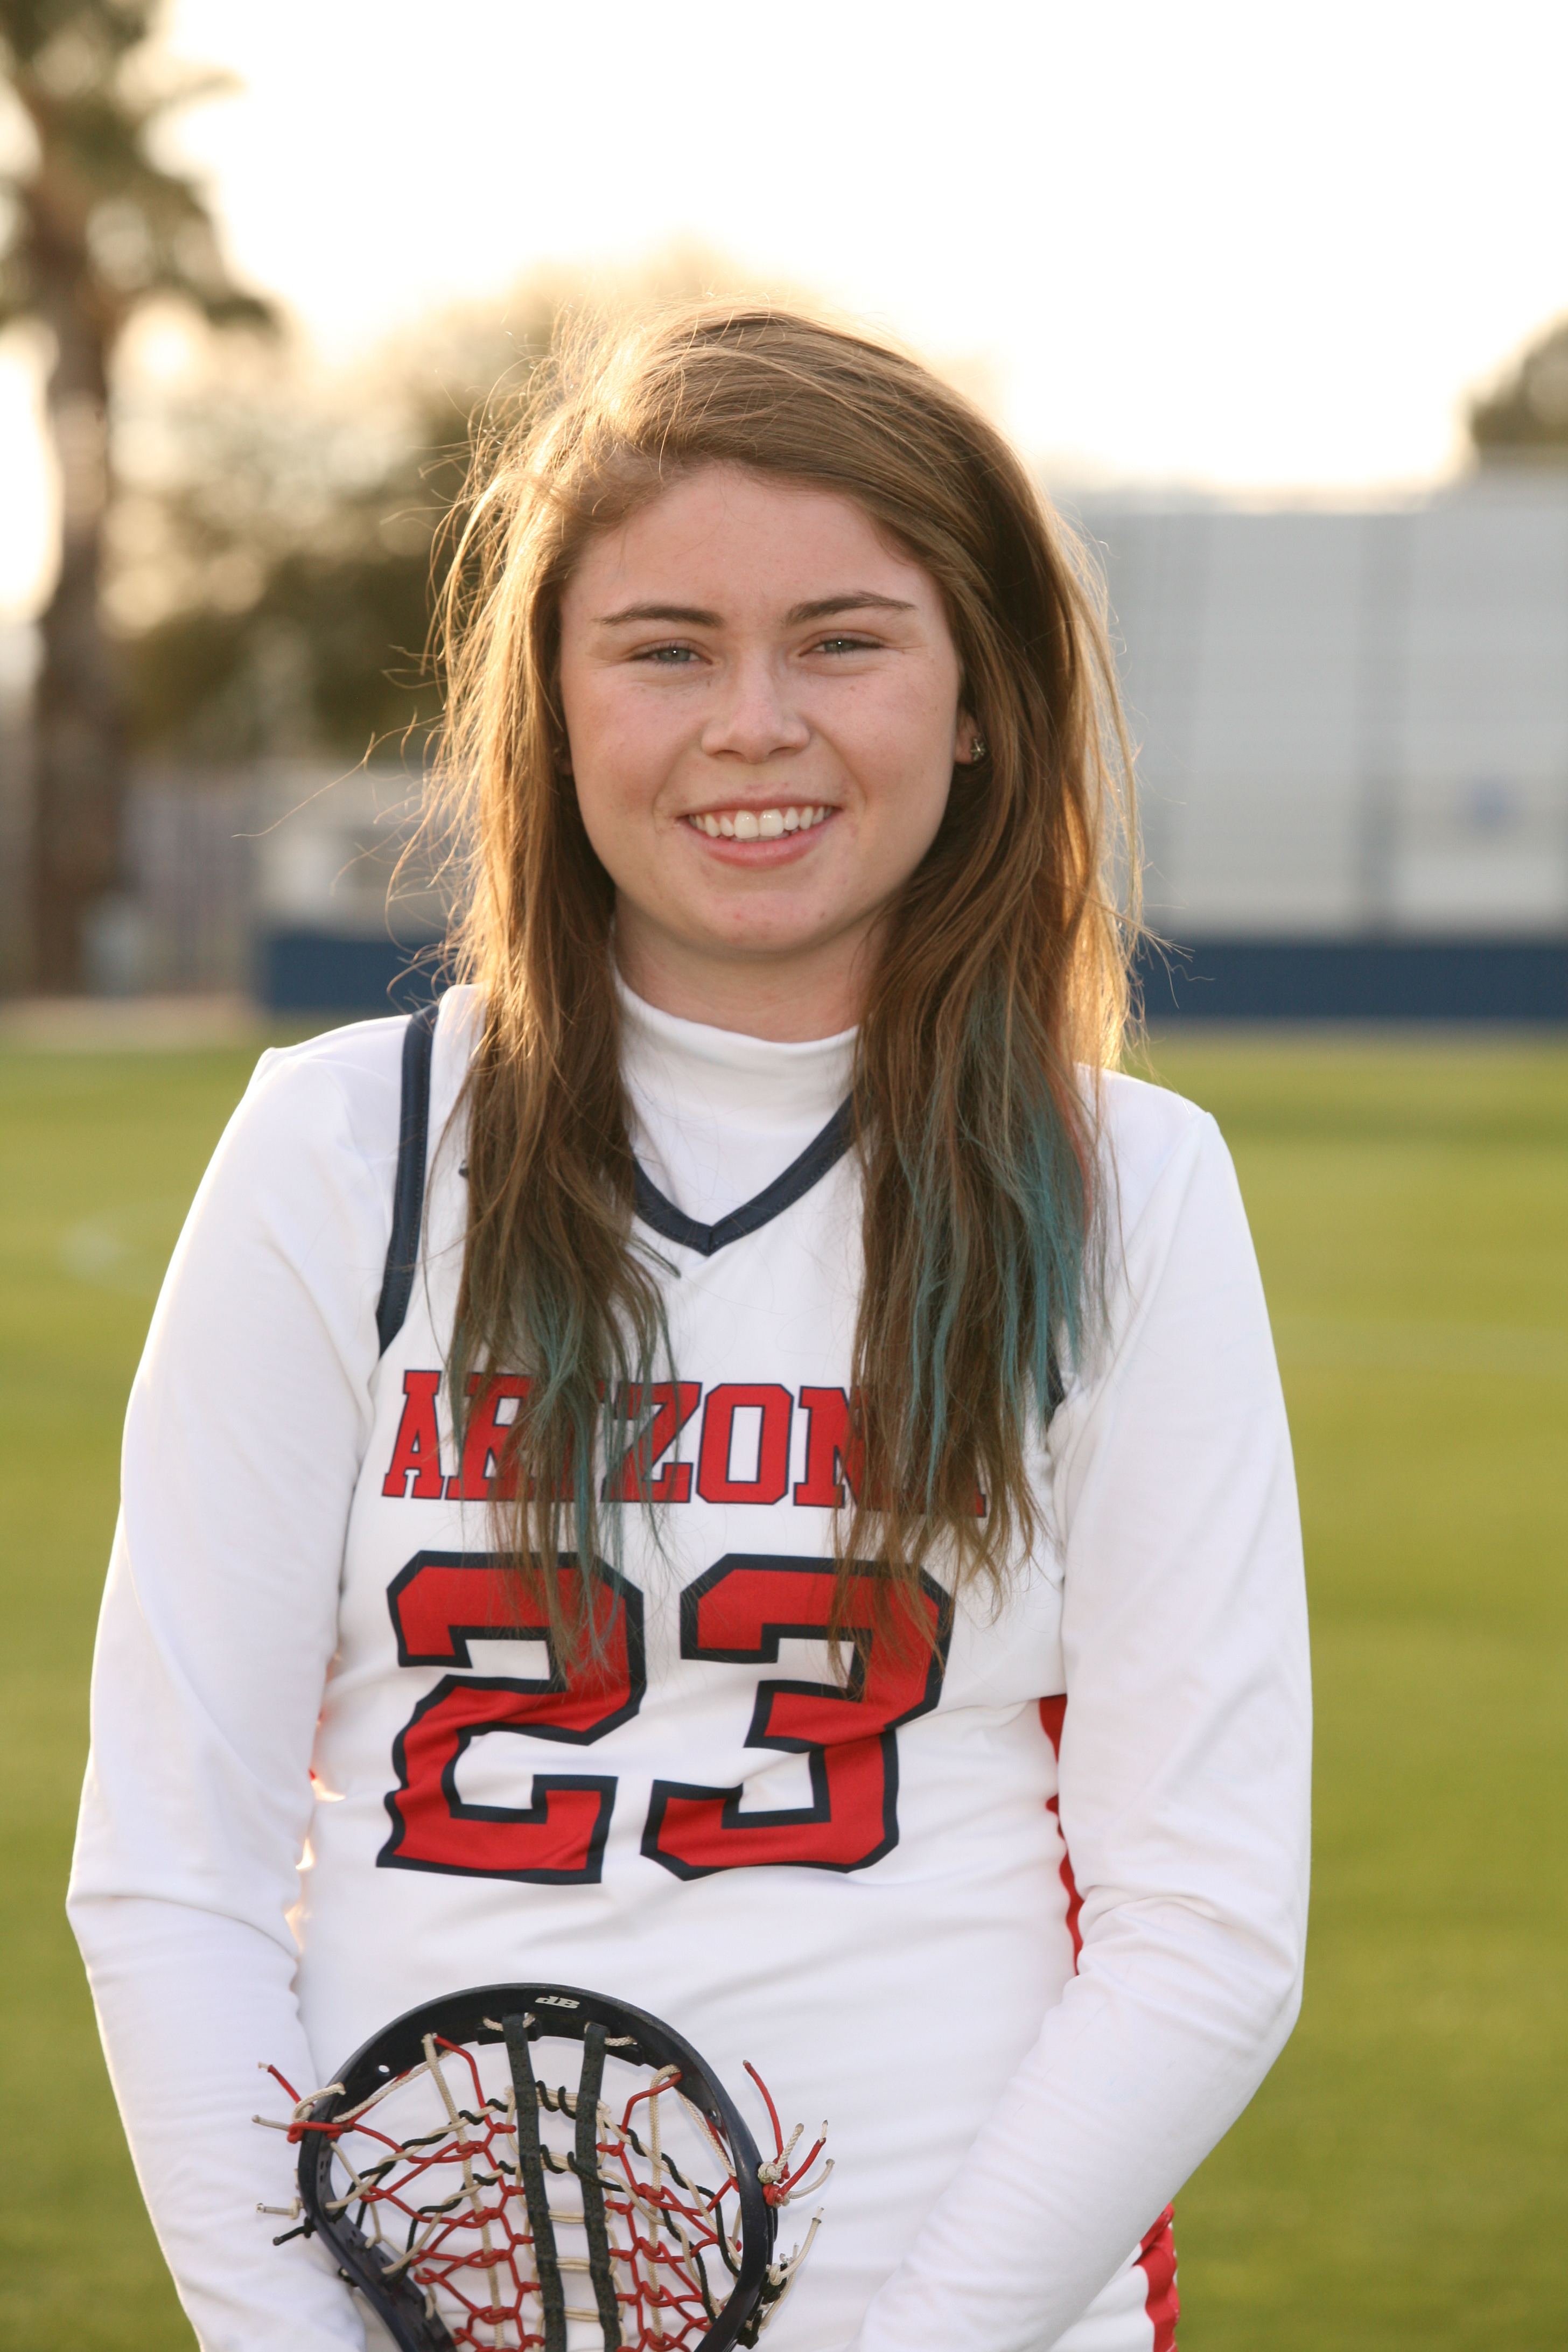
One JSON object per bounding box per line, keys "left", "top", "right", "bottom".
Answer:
{"left": 854, "top": 1107, "right": 1311, "bottom": 2352}
{"left": 67, "top": 1030, "right": 404, "bottom": 2352}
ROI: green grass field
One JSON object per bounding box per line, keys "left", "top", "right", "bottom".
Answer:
{"left": 2, "top": 1029, "right": 1565, "bottom": 2348}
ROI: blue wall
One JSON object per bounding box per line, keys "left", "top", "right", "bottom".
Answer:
{"left": 1138, "top": 936, "right": 1568, "bottom": 1021}
{"left": 261, "top": 928, "right": 1568, "bottom": 1024}
{"left": 259, "top": 930, "right": 444, "bottom": 1016}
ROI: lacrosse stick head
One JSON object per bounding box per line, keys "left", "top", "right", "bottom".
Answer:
{"left": 271, "top": 1982, "right": 827, "bottom": 2352}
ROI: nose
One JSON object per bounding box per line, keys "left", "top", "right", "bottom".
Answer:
{"left": 699, "top": 654, "right": 810, "bottom": 766}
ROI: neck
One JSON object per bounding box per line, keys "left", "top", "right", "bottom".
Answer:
{"left": 612, "top": 913, "right": 877, "bottom": 1042}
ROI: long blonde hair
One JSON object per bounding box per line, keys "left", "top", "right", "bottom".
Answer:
{"left": 430, "top": 302, "right": 1137, "bottom": 1649}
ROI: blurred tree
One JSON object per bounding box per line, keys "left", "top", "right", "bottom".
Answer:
{"left": 113, "top": 246, "right": 754, "bottom": 766}
{"left": 113, "top": 300, "right": 555, "bottom": 766}
{"left": 0, "top": 0, "right": 272, "bottom": 988}
{"left": 1469, "top": 315, "right": 1568, "bottom": 459}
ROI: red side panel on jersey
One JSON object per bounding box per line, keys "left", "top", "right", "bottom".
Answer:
{"left": 1137, "top": 2207, "right": 1179, "bottom": 2350}
{"left": 1039, "top": 1694, "right": 1084, "bottom": 1966}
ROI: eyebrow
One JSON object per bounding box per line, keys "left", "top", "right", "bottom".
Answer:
{"left": 594, "top": 601, "right": 723, "bottom": 627}
{"left": 592, "top": 592, "right": 919, "bottom": 628}
{"left": 786, "top": 593, "right": 918, "bottom": 625}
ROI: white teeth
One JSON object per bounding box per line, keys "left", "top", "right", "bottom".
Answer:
{"left": 688, "top": 804, "right": 834, "bottom": 837}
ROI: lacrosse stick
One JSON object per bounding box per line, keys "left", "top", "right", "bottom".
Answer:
{"left": 257, "top": 1980, "right": 830, "bottom": 2352}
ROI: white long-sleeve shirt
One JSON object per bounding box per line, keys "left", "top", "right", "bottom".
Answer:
{"left": 69, "top": 983, "right": 1310, "bottom": 2352}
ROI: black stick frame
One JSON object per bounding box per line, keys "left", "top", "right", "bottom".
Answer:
{"left": 292, "top": 1982, "right": 778, "bottom": 2352}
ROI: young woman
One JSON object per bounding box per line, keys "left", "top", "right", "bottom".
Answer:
{"left": 69, "top": 306, "right": 1310, "bottom": 2352}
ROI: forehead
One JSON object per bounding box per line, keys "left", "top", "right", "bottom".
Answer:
{"left": 561, "top": 463, "right": 942, "bottom": 619}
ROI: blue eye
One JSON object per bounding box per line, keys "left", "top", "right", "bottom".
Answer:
{"left": 637, "top": 645, "right": 698, "bottom": 665}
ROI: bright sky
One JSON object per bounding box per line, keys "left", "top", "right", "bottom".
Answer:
{"left": 3, "top": 0, "right": 1566, "bottom": 616}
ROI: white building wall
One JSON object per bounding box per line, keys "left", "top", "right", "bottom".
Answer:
{"left": 1072, "top": 478, "right": 1568, "bottom": 937}
{"left": 1392, "top": 486, "right": 1568, "bottom": 931}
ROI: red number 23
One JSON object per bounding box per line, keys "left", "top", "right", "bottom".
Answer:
{"left": 377, "top": 1551, "right": 947, "bottom": 1884}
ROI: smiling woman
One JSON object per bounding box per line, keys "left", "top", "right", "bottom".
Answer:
{"left": 558, "top": 470, "right": 970, "bottom": 1034}
{"left": 433, "top": 309, "right": 1139, "bottom": 1612}
{"left": 69, "top": 306, "right": 1310, "bottom": 2352}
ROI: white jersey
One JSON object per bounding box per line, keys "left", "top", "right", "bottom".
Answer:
{"left": 69, "top": 984, "right": 1310, "bottom": 2352}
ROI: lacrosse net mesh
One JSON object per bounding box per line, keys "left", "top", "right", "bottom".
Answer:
{"left": 260, "top": 2014, "right": 828, "bottom": 2352}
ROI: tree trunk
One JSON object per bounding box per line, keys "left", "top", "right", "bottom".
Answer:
{"left": 30, "top": 292, "right": 125, "bottom": 992}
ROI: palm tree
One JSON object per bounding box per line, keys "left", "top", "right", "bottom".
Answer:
{"left": 0, "top": 0, "right": 272, "bottom": 989}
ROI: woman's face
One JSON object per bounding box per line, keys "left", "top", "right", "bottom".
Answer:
{"left": 557, "top": 463, "right": 974, "bottom": 1038}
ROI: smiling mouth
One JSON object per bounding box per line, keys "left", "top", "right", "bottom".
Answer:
{"left": 685, "top": 804, "right": 834, "bottom": 840}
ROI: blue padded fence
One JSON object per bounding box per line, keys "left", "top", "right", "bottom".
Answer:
{"left": 1137, "top": 936, "right": 1568, "bottom": 1023}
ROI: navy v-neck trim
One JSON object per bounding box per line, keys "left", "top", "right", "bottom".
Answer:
{"left": 633, "top": 1098, "right": 855, "bottom": 1257}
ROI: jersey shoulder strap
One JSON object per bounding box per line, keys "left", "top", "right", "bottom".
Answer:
{"left": 376, "top": 1000, "right": 439, "bottom": 1356}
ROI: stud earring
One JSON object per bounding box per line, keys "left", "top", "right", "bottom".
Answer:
{"left": 968, "top": 736, "right": 988, "bottom": 764}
